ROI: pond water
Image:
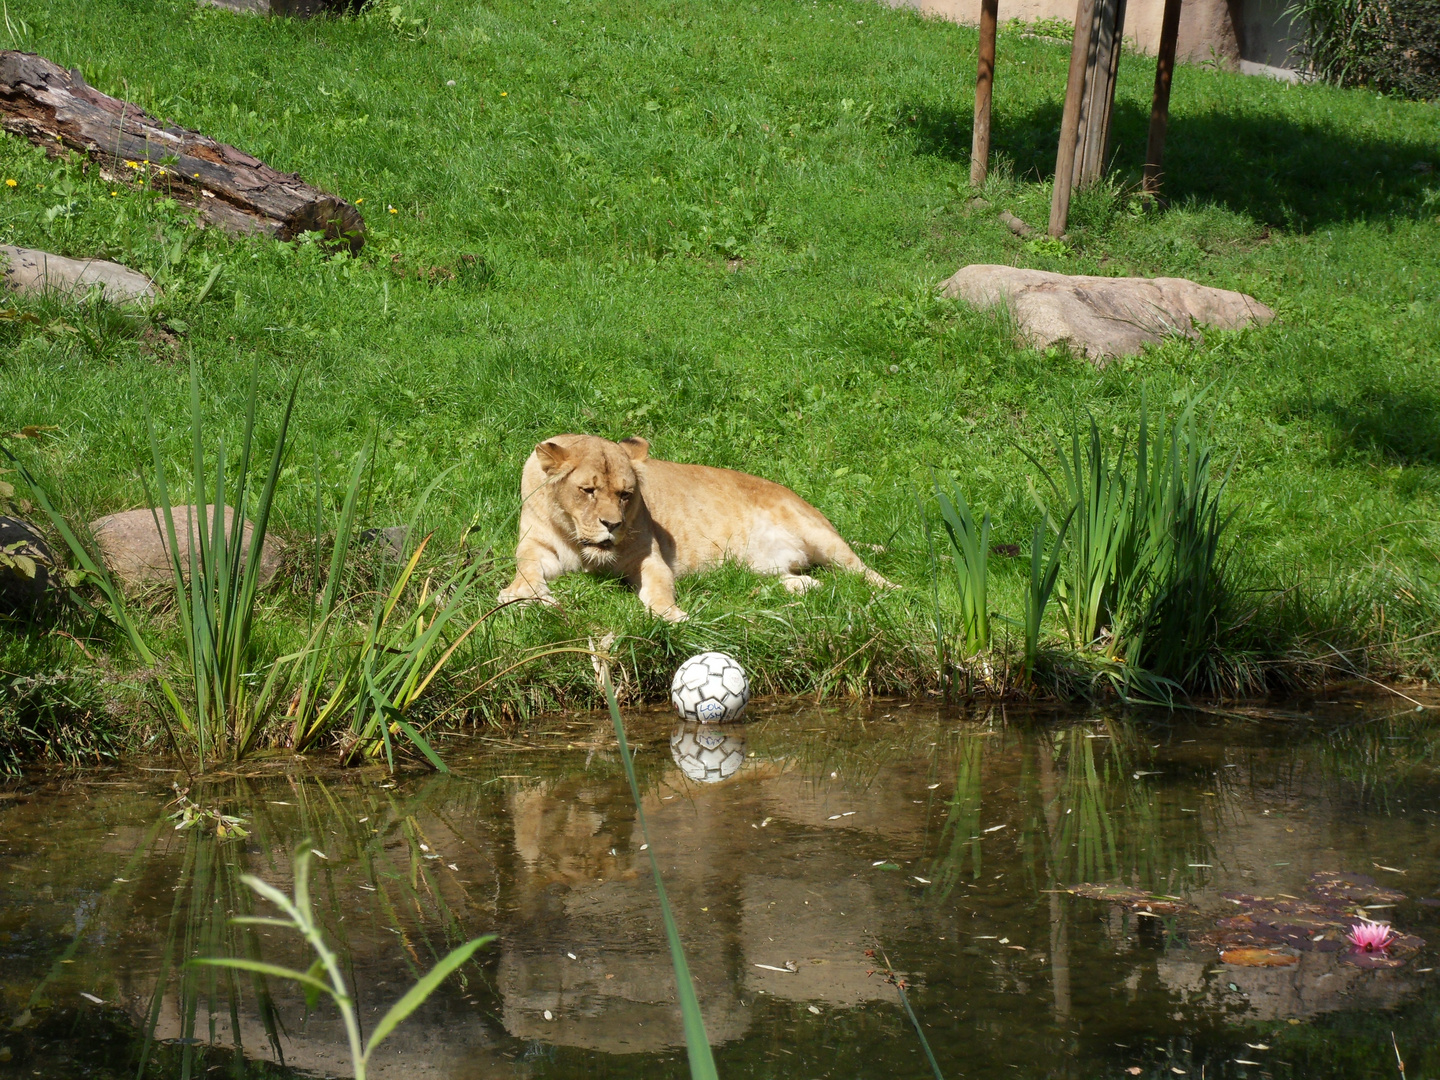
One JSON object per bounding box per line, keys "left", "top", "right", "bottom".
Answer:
{"left": 2, "top": 696, "right": 1439, "bottom": 1079}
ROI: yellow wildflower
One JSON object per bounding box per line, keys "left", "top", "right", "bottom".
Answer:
{"left": 355, "top": 197, "right": 364, "bottom": 204}
{"left": 4, "top": 179, "right": 15, "bottom": 187}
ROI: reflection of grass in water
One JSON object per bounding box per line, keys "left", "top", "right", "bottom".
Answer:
{"left": 130, "top": 772, "right": 500, "bottom": 1074}
{"left": 928, "top": 736, "right": 984, "bottom": 900}
{"left": 1021, "top": 721, "right": 1214, "bottom": 893}
{"left": 138, "top": 824, "right": 285, "bottom": 1079}
{"left": 1317, "top": 707, "right": 1440, "bottom": 813}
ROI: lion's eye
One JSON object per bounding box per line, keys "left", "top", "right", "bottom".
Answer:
{"left": 619, "top": 491, "right": 632, "bottom": 502}
{"left": 580, "top": 486, "right": 596, "bottom": 496}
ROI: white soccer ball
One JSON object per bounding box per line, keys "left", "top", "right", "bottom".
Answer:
{"left": 670, "top": 723, "right": 747, "bottom": 783}
{"left": 670, "top": 651, "right": 750, "bottom": 723}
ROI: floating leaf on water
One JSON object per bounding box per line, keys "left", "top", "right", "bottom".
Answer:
{"left": 754, "top": 963, "right": 795, "bottom": 973}
{"left": 310, "top": 849, "right": 328, "bottom": 860}
{"left": 1234, "top": 1060, "right": 1263, "bottom": 1066}
{"left": 1373, "top": 864, "right": 1405, "bottom": 874}
{"left": 873, "top": 862, "right": 900, "bottom": 870}
{"left": 1126, "top": 1069, "right": 1142, "bottom": 1076}
{"left": 913, "top": 876, "right": 931, "bottom": 884}
{"left": 79, "top": 993, "right": 104, "bottom": 1005}
{"left": 1068, "top": 884, "right": 1189, "bottom": 914}
{"left": 1341, "top": 951, "right": 1406, "bottom": 969}
{"left": 543, "top": 1010, "right": 553, "bottom": 1021}
{"left": 808, "top": 1004, "right": 821, "bottom": 1014}
{"left": 1221, "top": 948, "right": 1298, "bottom": 967}
{"left": 983, "top": 823, "right": 1007, "bottom": 833}
{"left": 1246, "top": 1043, "right": 1270, "bottom": 1050}
{"left": 567, "top": 952, "right": 577, "bottom": 960}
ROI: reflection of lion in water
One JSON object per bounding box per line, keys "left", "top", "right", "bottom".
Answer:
{"left": 498, "top": 434, "right": 893, "bottom": 621}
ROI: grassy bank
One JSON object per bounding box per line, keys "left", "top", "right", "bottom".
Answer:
{"left": 2, "top": 0, "right": 1440, "bottom": 768}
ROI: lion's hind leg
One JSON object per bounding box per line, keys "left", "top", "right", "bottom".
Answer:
{"left": 801, "top": 525, "right": 896, "bottom": 590}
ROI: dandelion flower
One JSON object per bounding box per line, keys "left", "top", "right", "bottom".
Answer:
{"left": 1346, "top": 919, "right": 1396, "bottom": 952}
{"left": 111, "top": 191, "right": 118, "bottom": 197}
{"left": 4, "top": 179, "right": 15, "bottom": 187}
{"left": 501, "top": 91, "right": 507, "bottom": 96}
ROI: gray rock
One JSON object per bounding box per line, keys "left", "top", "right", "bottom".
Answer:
{"left": 1, "top": 245, "right": 156, "bottom": 306}
{"left": 88, "top": 505, "right": 284, "bottom": 589}
{"left": 358, "top": 526, "right": 409, "bottom": 562}
{"left": 0, "top": 516, "right": 56, "bottom": 613}
{"left": 938, "top": 264, "right": 1275, "bottom": 363}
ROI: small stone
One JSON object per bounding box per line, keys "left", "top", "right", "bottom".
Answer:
{"left": 357, "top": 526, "right": 408, "bottom": 562}
{"left": 1, "top": 245, "right": 156, "bottom": 305}
{"left": 88, "top": 505, "right": 284, "bottom": 589}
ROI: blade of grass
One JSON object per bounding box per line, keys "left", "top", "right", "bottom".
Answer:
{"left": 599, "top": 668, "right": 719, "bottom": 1080}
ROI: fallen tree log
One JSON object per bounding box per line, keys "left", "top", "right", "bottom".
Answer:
{"left": 0, "top": 51, "right": 365, "bottom": 251}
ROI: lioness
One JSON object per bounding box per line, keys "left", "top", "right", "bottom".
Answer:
{"left": 498, "top": 434, "right": 892, "bottom": 622}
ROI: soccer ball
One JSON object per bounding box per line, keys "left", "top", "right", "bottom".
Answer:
{"left": 670, "top": 723, "right": 747, "bottom": 783}
{"left": 670, "top": 651, "right": 750, "bottom": 723}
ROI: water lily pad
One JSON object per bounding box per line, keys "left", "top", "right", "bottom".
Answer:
{"left": 1068, "top": 883, "right": 1189, "bottom": 914}
{"left": 1340, "top": 951, "right": 1406, "bottom": 969}
{"left": 1220, "top": 948, "right": 1298, "bottom": 967}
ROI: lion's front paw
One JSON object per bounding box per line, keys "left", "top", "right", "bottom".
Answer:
{"left": 497, "top": 589, "right": 560, "bottom": 612}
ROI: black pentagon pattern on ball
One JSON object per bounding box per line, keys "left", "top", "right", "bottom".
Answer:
{"left": 670, "top": 651, "right": 750, "bottom": 723}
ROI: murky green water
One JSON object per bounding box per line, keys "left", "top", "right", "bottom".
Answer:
{"left": 3, "top": 697, "right": 1440, "bottom": 1079}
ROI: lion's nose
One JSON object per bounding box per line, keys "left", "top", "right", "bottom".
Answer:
{"left": 600, "top": 518, "right": 622, "bottom": 533}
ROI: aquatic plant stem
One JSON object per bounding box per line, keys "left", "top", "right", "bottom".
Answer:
{"left": 600, "top": 666, "right": 719, "bottom": 1080}
{"left": 876, "top": 945, "right": 944, "bottom": 1080}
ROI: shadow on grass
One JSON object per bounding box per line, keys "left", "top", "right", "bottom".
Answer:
{"left": 1282, "top": 387, "right": 1440, "bottom": 466}
{"left": 909, "top": 99, "right": 1438, "bottom": 230}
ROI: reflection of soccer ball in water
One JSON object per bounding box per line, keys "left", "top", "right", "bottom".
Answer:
{"left": 671, "top": 652, "right": 750, "bottom": 723}
{"left": 670, "top": 723, "right": 747, "bottom": 783}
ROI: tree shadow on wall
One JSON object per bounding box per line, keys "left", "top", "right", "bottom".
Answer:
{"left": 909, "top": 98, "right": 1438, "bottom": 231}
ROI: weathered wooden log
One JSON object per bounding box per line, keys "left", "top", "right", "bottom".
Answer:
{"left": 0, "top": 51, "right": 364, "bottom": 251}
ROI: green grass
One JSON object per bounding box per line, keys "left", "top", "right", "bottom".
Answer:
{"left": 2, "top": 0, "right": 1440, "bottom": 758}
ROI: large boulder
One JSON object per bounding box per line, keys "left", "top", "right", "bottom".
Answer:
{"left": 1, "top": 245, "right": 156, "bottom": 305}
{"left": 0, "top": 516, "right": 56, "bottom": 614}
{"left": 939, "top": 264, "right": 1275, "bottom": 363}
{"left": 88, "top": 505, "right": 284, "bottom": 589}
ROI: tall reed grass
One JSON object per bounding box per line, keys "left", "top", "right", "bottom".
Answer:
{"left": 932, "top": 392, "right": 1234, "bottom": 699}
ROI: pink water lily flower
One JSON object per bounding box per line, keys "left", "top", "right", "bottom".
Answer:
{"left": 1346, "top": 919, "right": 1397, "bottom": 952}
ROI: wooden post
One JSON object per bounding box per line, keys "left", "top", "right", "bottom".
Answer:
{"left": 1048, "top": 0, "right": 1098, "bottom": 236}
{"left": 1077, "top": 0, "right": 1127, "bottom": 187}
{"left": 970, "top": 0, "right": 1000, "bottom": 188}
{"left": 1143, "top": 0, "right": 1183, "bottom": 195}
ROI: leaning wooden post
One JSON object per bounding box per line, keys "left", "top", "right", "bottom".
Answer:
{"left": 970, "top": 0, "right": 1000, "bottom": 187}
{"left": 1143, "top": 0, "right": 1183, "bottom": 195}
{"left": 1048, "top": 0, "right": 1099, "bottom": 237}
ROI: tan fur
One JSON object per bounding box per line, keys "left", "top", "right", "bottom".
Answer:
{"left": 498, "top": 434, "right": 893, "bottom": 622}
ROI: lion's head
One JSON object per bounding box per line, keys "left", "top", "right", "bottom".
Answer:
{"left": 535, "top": 435, "right": 649, "bottom": 565}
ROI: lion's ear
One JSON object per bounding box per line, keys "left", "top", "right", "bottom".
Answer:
{"left": 620, "top": 437, "right": 650, "bottom": 463}
{"left": 534, "top": 440, "right": 570, "bottom": 475}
